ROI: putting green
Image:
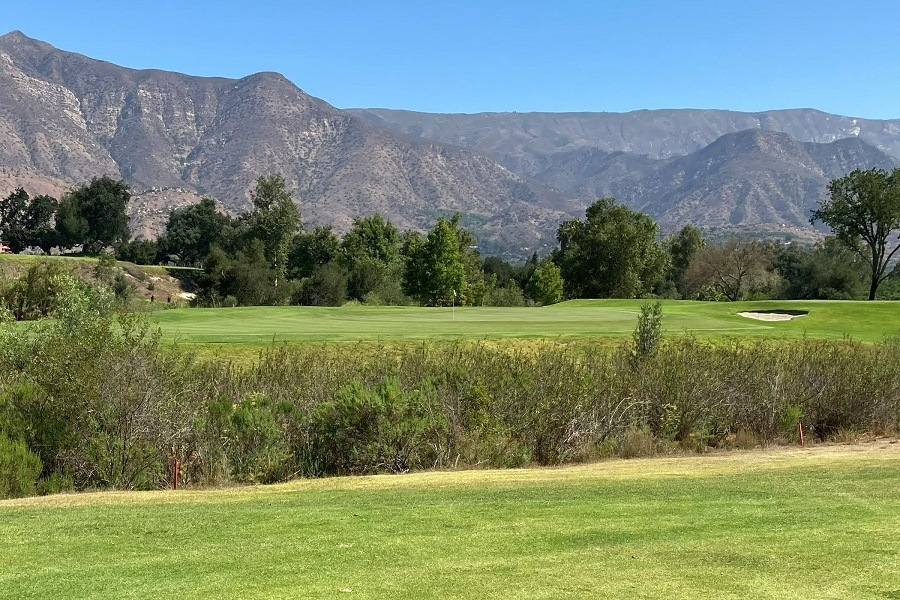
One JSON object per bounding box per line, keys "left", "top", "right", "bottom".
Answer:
{"left": 146, "top": 299, "right": 900, "bottom": 344}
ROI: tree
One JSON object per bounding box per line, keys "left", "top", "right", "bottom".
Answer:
{"left": 556, "top": 198, "right": 668, "bottom": 298}
{"left": 526, "top": 260, "right": 565, "bottom": 305}
{"left": 25, "top": 195, "right": 60, "bottom": 254}
{"left": 194, "top": 241, "right": 289, "bottom": 307}
{"left": 683, "top": 238, "right": 776, "bottom": 301}
{"left": 482, "top": 256, "right": 516, "bottom": 288}
{"left": 340, "top": 214, "right": 400, "bottom": 267}
{"left": 811, "top": 168, "right": 900, "bottom": 300}
{"left": 0, "top": 189, "right": 60, "bottom": 254}
{"left": 403, "top": 217, "right": 467, "bottom": 306}
{"left": 775, "top": 239, "right": 868, "bottom": 300}
{"left": 288, "top": 226, "right": 341, "bottom": 280}
{"left": 249, "top": 175, "right": 301, "bottom": 286}
{"left": 665, "top": 224, "right": 705, "bottom": 296}
{"left": 158, "top": 197, "right": 230, "bottom": 266}
{"left": 293, "top": 261, "right": 348, "bottom": 306}
{"left": 340, "top": 215, "right": 401, "bottom": 301}
{"left": 0, "top": 188, "right": 30, "bottom": 253}
{"left": 56, "top": 177, "right": 131, "bottom": 252}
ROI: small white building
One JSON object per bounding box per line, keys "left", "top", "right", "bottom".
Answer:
{"left": 0, "top": 240, "right": 10, "bottom": 254}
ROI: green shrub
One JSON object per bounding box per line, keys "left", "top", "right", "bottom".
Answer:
{"left": 209, "top": 394, "right": 293, "bottom": 484}
{"left": 631, "top": 301, "right": 662, "bottom": 365}
{"left": 0, "top": 435, "right": 42, "bottom": 498}
{"left": 0, "top": 260, "right": 81, "bottom": 320}
{"left": 308, "top": 377, "right": 446, "bottom": 475}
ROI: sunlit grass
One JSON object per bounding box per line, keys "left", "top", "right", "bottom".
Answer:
{"left": 146, "top": 299, "right": 900, "bottom": 345}
{"left": 2, "top": 445, "right": 899, "bottom": 599}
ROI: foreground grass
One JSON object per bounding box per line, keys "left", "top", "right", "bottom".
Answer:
{"left": 147, "top": 299, "right": 900, "bottom": 345}
{"left": 2, "top": 445, "right": 899, "bottom": 599}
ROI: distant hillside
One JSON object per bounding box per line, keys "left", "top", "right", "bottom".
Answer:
{"left": 533, "top": 130, "right": 898, "bottom": 234}
{"left": 352, "top": 108, "right": 900, "bottom": 239}
{"left": 350, "top": 107, "right": 900, "bottom": 169}
{"left": 0, "top": 31, "right": 571, "bottom": 256}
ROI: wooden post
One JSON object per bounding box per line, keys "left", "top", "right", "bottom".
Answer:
{"left": 173, "top": 458, "right": 179, "bottom": 490}
{"left": 798, "top": 422, "right": 804, "bottom": 446}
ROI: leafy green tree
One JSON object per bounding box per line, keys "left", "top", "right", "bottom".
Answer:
{"left": 403, "top": 217, "right": 467, "bottom": 306}
{"left": 54, "top": 195, "right": 89, "bottom": 248}
{"left": 340, "top": 215, "right": 401, "bottom": 301}
{"left": 115, "top": 239, "right": 158, "bottom": 265}
{"left": 482, "top": 256, "right": 516, "bottom": 287}
{"left": 340, "top": 214, "right": 400, "bottom": 267}
{"left": 56, "top": 177, "right": 131, "bottom": 253}
{"left": 158, "top": 197, "right": 230, "bottom": 266}
{"left": 195, "top": 241, "right": 290, "bottom": 307}
{"left": 0, "top": 189, "right": 58, "bottom": 253}
{"left": 401, "top": 231, "right": 427, "bottom": 301}
{"left": 293, "top": 261, "right": 348, "bottom": 306}
{"left": 485, "top": 281, "right": 526, "bottom": 306}
{"left": 556, "top": 198, "right": 668, "bottom": 298}
{"left": 775, "top": 239, "right": 868, "bottom": 300}
{"left": 249, "top": 175, "right": 301, "bottom": 286}
{"left": 26, "top": 195, "right": 60, "bottom": 254}
{"left": 288, "top": 226, "right": 341, "bottom": 280}
{"left": 665, "top": 225, "right": 705, "bottom": 296}
{"left": 0, "top": 188, "right": 30, "bottom": 253}
{"left": 452, "top": 216, "right": 488, "bottom": 306}
{"left": 526, "top": 260, "right": 565, "bottom": 305}
{"left": 811, "top": 168, "right": 900, "bottom": 300}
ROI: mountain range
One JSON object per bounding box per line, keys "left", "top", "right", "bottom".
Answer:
{"left": 1, "top": 30, "right": 899, "bottom": 256}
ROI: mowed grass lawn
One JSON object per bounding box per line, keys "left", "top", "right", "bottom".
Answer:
{"left": 147, "top": 299, "right": 900, "bottom": 344}
{"left": 2, "top": 445, "right": 899, "bottom": 599}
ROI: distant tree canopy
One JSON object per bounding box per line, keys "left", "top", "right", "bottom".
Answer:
{"left": 775, "top": 238, "right": 868, "bottom": 300}
{"left": 158, "top": 197, "right": 231, "bottom": 267}
{"left": 555, "top": 198, "right": 668, "bottom": 298}
{"left": 10, "top": 169, "right": 897, "bottom": 307}
{"left": 57, "top": 176, "right": 131, "bottom": 252}
{"left": 403, "top": 216, "right": 468, "bottom": 306}
{"left": 682, "top": 238, "right": 776, "bottom": 301}
{"left": 665, "top": 224, "right": 706, "bottom": 297}
{"left": 526, "top": 260, "right": 564, "bottom": 305}
{"left": 249, "top": 174, "right": 302, "bottom": 286}
{"left": 811, "top": 168, "right": 900, "bottom": 300}
{"left": 339, "top": 215, "right": 402, "bottom": 302}
{"left": 0, "top": 188, "right": 59, "bottom": 253}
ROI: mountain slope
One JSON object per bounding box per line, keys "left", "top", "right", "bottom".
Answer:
{"left": 0, "top": 31, "right": 571, "bottom": 254}
{"left": 550, "top": 130, "right": 899, "bottom": 233}
{"left": 350, "top": 107, "right": 900, "bottom": 170}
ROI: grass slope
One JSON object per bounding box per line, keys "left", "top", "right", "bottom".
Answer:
{"left": 147, "top": 299, "right": 900, "bottom": 344}
{"left": 2, "top": 445, "right": 899, "bottom": 599}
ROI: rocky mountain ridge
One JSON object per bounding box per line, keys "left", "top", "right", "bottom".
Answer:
{"left": 0, "top": 31, "right": 570, "bottom": 254}
{"left": 1, "top": 30, "right": 898, "bottom": 255}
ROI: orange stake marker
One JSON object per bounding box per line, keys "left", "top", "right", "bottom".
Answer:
{"left": 173, "top": 458, "right": 179, "bottom": 490}
{"left": 798, "top": 422, "right": 804, "bottom": 446}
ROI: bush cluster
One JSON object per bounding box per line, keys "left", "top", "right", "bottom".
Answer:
{"left": 1, "top": 299, "right": 899, "bottom": 498}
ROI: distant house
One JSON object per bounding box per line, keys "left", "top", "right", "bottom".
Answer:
{"left": 0, "top": 240, "right": 10, "bottom": 254}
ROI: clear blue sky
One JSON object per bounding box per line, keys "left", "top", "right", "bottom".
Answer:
{"left": 3, "top": 1, "right": 899, "bottom": 118}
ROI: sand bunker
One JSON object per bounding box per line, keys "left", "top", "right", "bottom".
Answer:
{"left": 738, "top": 310, "right": 808, "bottom": 322}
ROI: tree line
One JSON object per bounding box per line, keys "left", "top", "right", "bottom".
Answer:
{"left": 2, "top": 168, "right": 899, "bottom": 304}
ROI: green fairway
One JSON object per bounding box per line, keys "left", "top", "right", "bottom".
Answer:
{"left": 2, "top": 445, "right": 899, "bottom": 599}
{"left": 146, "top": 299, "right": 900, "bottom": 344}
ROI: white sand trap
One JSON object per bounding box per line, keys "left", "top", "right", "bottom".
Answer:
{"left": 738, "top": 310, "right": 807, "bottom": 322}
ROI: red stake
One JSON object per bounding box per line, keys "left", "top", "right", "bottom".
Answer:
{"left": 798, "top": 422, "right": 805, "bottom": 447}
{"left": 173, "top": 458, "right": 179, "bottom": 490}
